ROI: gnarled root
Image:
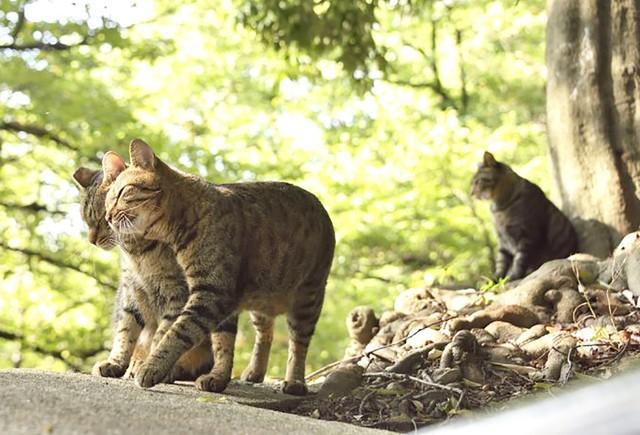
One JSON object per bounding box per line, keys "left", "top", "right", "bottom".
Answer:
{"left": 541, "top": 334, "right": 576, "bottom": 382}
{"left": 448, "top": 305, "right": 539, "bottom": 333}
{"left": 379, "top": 310, "right": 406, "bottom": 327}
{"left": 545, "top": 287, "right": 584, "bottom": 323}
{"left": 521, "top": 332, "right": 577, "bottom": 382}
{"left": 344, "top": 306, "right": 379, "bottom": 358}
{"left": 585, "top": 288, "right": 632, "bottom": 316}
{"left": 485, "top": 321, "right": 524, "bottom": 343}
{"left": 435, "top": 330, "right": 484, "bottom": 384}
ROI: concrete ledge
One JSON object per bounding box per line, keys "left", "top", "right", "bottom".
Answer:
{"left": 0, "top": 369, "right": 390, "bottom": 435}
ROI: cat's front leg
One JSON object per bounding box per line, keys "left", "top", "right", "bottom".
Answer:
{"left": 126, "top": 325, "right": 155, "bottom": 378}
{"left": 196, "top": 315, "right": 238, "bottom": 392}
{"left": 93, "top": 292, "right": 145, "bottom": 378}
{"left": 134, "top": 286, "right": 238, "bottom": 390}
{"left": 150, "top": 280, "right": 188, "bottom": 352}
{"left": 508, "top": 250, "right": 530, "bottom": 280}
{"left": 151, "top": 308, "right": 182, "bottom": 351}
{"left": 494, "top": 247, "right": 513, "bottom": 280}
{"left": 149, "top": 299, "right": 193, "bottom": 383}
{"left": 134, "top": 228, "right": 241, "bottom": 390}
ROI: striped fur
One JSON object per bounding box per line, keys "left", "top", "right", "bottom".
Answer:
{"left": 104, "top": 139, "right": 335, "bottom": 395}
{"left": 73, "top": 162, "right": 213, "bottom": 382}
{"left": 471, "top": 151, "right": 578, "bottom": 280}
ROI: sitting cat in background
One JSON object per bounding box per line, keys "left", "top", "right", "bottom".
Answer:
{"left": 73, "top": 158, "right": 213, "bottom": 381}
{"left": 471, "top": 151, "right": 578, "bottom": 280}
{"left": 104, "top": 139, "right": 335, "bottom": 395}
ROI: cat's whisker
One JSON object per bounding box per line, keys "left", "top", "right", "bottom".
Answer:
{"left": 123, "top": 215, "right": 135, "bottom": 233}
{"left": 108, "top": 233, "right": 122, "bottom": 247}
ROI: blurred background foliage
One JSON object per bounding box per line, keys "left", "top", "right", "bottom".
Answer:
{"left": 0, "top": 0, "right": 548, "bottom": 377}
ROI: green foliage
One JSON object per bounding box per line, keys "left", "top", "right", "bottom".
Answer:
{"left": 238, "top": 0, "right": 385, "bottom": 89}
{"left": 0, "top": 0, "right": 548, "bottom": 378}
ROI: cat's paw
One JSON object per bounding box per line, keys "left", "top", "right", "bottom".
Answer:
{"left": 128, "top": 358, "right": 145, "bottom": 379}
{"left": 492, "top": 272, "right": 507, "bottom": 282}
{"left": 240, "top": 366, "right": 265, "bottom": 384}
{"left": 92, "top": 360, "right": 127, "bottom": 378}
{"left": 282, "top": 380, "right": 308, "bottom": 396}
{"left": 134, "top": 363, "right": 167, "bottom": 388}
{"left": 195, "top": 373, "right": 230, "bottom": 393}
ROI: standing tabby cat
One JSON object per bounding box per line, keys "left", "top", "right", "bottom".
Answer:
{"left": 73, "top": 156, "right": 213, "bottom": 381}
{"left": 471, "top": 151, "right": 578, "bottom": 280}
{"left": 104, "top": 139, "right": 335, "bottom": 395}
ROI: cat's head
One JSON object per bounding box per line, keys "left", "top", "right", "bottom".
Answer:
{"left": 73, "top": 152, "right": 126, "bottom": 249}
{"left": 470, "top": 151, "right": 508, "bottom": 201}
{"left": 104, "top": 139, "right": 164, "bottom": 238}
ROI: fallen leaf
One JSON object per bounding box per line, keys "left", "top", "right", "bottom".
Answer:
{"left": 532, "top": 382, "right": 553, "bottom": 391}
{"left": 196, "top": 396, "right": 229, "bottom": 404}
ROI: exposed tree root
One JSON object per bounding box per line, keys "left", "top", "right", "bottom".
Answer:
{"left": 293, "top": 235, "right": 640, "bottom": 432}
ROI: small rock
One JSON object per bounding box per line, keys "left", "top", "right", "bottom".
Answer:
{"left": 394, "top": 287, "right": 440, "bottom": 315}
{"left": 405, "top": 328, "right": 449, "bottom": 349}
{"left": 432, "top": 367, "right": 462, "bottom": 384}
{"left": 317, "top": 363, "right": 364, "bottom": 397}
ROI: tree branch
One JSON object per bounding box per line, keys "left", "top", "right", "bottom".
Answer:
{"left": 455, "top": 27, "right": 469, "bottom": 114}
{"left": 10, "top": 5, "right": 26, "bottom": 40}
{"left": 0, "top": 241, "right": 117, "bottom": 291}
{"left": 429, "top": 17, "right": 445, "bottom": 100}
{"left": 0, "top": 121, "right": 76, "bottom": 151}
{"left": 357, "top": 272, "right": 402, "bottom": 284}
{"left": 2, "top": 0, "right": 93, "bottom": 53}
{"left": 385, "top": 31, "right": 459, "bottom": 111}
{"left": 0, "top": 201, "right": 66, "bottom": 216}
{"left": 384, "top": 74, "right": 458, "bottom": 111}
{"left": 0, "top": 37, "right": 90, "bottom": 52}
{"left": 0, "top": 327, "right": 104, "bottom": 371}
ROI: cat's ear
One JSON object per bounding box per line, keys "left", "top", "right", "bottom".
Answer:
{"left": 102, "top": 151, "right": 127, "bottom": 183}
{"left": 129, "top": 138, "right": 155, "bottom": 170}
{"left": 73, "top": 167, "right": 99, "bottom": 188}
{"left": 483, "top": 151, "right": 498, "bottom": 167}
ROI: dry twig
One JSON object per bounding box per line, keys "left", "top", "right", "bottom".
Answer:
{"left": 305, "top": 315, "right": 458, "bottom": 381}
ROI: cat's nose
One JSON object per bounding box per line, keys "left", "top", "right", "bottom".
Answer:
{"left": 88, "top": 230, "right": 98, "bottom": 245}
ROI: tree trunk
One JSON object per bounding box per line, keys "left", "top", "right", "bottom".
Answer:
{"left": 546, "top": 0, "right": 640, "bottom": 256}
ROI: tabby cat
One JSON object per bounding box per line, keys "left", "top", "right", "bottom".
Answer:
{"left": 73, "top": 157, "right": 213, "bottom": 381}
{"left": 104, "top": 139, "right": 335, "bottom": 395}
{"left": 471, "top": 151, "right": 578, "bottom": 280}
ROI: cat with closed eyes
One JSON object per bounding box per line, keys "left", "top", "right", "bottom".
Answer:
{"left": 73, "top": 158, "right": 213, "bottom": 382}
{"left": 103, "top": 139, "right": 335, "bottom": 395}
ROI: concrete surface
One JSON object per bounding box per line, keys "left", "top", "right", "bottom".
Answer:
{"left": 0, "top": 369, "right": 390, "bottom": 435}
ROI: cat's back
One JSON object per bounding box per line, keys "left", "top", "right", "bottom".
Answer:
{"left": 517, "top": 179, "right": 576, "bottom": 249}
{"left": 209, "top": 181, "right": 335, "bottom": 302}
{"left": 501, "top": 177, "right": 577, "bottom": 260}
{"left": 218, "top": 181, "right": 334, "bottom": 233}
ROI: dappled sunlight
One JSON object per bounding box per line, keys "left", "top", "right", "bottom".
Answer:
{"left": 1, "top": 0, "right": 547, "bottom": 382}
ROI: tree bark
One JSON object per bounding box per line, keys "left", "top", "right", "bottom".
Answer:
{"left": 546, "top": 0, "right": 640, "bottom": 256}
